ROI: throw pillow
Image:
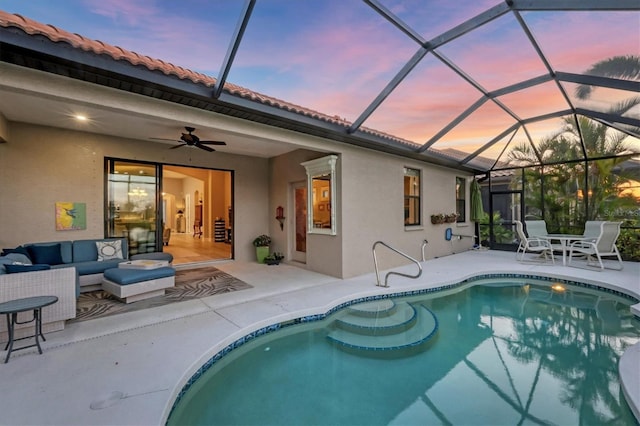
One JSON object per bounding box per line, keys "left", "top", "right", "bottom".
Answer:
{"left": 4, "top": 264, "right": 51, "bottom": 274}
{"left": 1, "top": 246, "right": 32, "bottom": 261}
{"left": 96, "top": 240, "right": 123, "bottom": 261}
{"left": 0, "top": 256, "right": 18, "bottom": 275}
{"left": 27, "top": 244, "right": 63, "bottom": 265}
{"left": 2, "top": 253, "right": 32, "bottom": 265}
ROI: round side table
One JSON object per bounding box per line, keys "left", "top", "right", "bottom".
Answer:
{"left": 0, "top": 295, "right": 58, "bottom": 363}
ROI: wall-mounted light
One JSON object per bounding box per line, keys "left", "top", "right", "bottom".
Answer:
{"left": 276, "top": 206, "right": 285, "bottom": 231}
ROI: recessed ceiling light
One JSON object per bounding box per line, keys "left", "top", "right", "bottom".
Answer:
{"left": 74, "top": 114, "right": 88, "bottom": 121}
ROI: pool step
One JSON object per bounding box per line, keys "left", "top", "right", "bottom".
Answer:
{"left": 346, "top": 299, "right": 396, "bottom": 317}
{"left": 334, "top": 300, "right": 416, "bottom": 336}
{"left": 327, "top": 302, "right": 438, "bottom": 352}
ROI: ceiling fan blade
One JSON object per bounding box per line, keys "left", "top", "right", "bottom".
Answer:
{"left": 150, "top": 137, "right": 179, "bottom": 142}
{"left": 199, "top": 140, "right": 227, "bottom": 145}
{"left": 169, "top": 144, "right": 186, "bottom": 149}
{"left": 196, "top": 144, "right": 215, "bottom": 152}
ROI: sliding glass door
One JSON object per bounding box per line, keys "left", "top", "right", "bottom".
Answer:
{"left": 105, "top": 159, "right": 161, "bottom": 255}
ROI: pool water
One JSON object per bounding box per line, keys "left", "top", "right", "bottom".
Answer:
{"left": 168, "top": 279, "right": 640, "bottom": 425}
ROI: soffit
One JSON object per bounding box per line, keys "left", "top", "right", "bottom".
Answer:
{"left": 0, "top": 3, "right": 638, "bottom": 173}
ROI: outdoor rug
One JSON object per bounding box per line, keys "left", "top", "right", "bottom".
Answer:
{"left": 70, "top": 266, "right": 252, "bottom": 323}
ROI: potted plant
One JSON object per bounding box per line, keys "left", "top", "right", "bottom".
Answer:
{"left": 430, "top": 214, "right": 445, "bottom": 224}
{"left": 445, "top": 213, "right": 458, "bottom": 223}
{"left": 252, "top": 234, "right": 271, "bottom": 263}
{"left": 264, "top": 252, "right": 284, "bottom": 265}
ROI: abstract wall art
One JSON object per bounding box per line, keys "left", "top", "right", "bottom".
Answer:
{"left": 55, "top": 202, "right": 87, "bottom": 230}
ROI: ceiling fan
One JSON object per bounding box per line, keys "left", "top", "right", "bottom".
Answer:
{"left": 151, "top": 126, "right": 227, "bottom": 152}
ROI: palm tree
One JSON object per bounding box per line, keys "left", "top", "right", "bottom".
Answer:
{"left": 504, "top": 98, "right": 640, "bottom": 232}
{"left": 575, "top": 55, "right": 640, "bottom": 99}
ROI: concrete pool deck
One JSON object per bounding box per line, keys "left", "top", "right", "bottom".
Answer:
{"left": 0, "top": 250, "right": 638, "bottom": 425}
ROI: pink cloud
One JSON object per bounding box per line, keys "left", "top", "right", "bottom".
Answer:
{"left": 82, "top": 0, "right": 158, "bottom": 26}
{"left": 524, "top": 11, "right": 640, "bottom": 73}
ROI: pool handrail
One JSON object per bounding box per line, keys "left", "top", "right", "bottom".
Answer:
{"left": 372, "top": 240, "right": 423, "bottom": 287}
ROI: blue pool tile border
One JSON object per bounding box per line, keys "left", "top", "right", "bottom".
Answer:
{"left": 165, "top": 273, "right": 639, "bottom": 423}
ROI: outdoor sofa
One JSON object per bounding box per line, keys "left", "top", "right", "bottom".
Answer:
{"left": 2, "top": 238, "right": 173, "bottom": 294}
{"left": 0, "top": 266, "right": 76, "bottom": 344}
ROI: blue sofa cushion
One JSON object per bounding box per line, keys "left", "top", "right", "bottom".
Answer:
{"left": 73, "top": 238, "right": 128, "bottom": 263}
{"left": 0, "top": 254, "right": 34, "bottom": 275}
{"left": 27, "top": 244, "right": 63, "bottom": 265}
{"left": 1, "top": 246, "right": 32, "bottom": 261}
{"left": 5, "top": 264, "right": 51, "bottom": 274}
{"left": 24, "top": 241, "right": 73, "bottom": 264}
{"left": 55, "top": 259, "right": 122, "bottom": 276}
{"left": 103, "top": 267, "right": 175, "bottom": 285}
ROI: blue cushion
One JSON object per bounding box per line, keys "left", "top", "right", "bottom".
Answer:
{"left": 27, "top": 244, "right": 63, "bottom": 265}
{"left": 1, "top": 246, "right": 32, "bottom": 261}
{"left": 103, "top": 266, "right": 175, "bottom": 285}
{"left": 73, "top": 238, "right": 128, "bottom": 262}
{"left": 5, "top": 264, "right": 51, "bottom": 274}
{"left": 65, "top": 259, "right": 123, "bottom": 275}
{"left": 25, "top": 241, "right": 72, "bottom": 264}
{"left": 2, "top": 253, "right": 32, "bottom": 265}
{"left": 0, "top": 254, "right": 33, "bottom": 275}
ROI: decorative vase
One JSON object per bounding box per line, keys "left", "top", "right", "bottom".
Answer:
{"left": 256, "top": 246, "right": 269, "bottom": 263}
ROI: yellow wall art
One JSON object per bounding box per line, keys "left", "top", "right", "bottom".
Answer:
{"left": 55, "top": 202, "right": 87, "bottom": 231}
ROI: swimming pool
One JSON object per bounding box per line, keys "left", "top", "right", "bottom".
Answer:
{"left": 167, "top": 276, "right": 640, "bottom": 425}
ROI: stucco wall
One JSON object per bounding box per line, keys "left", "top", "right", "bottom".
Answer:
{"left": 340, "top": 148, "right": 473, "bottom": 278}
{"left": 0, "top": 122, "right": 269, "bottom": 263}
{"left": 269, "top": 145, "right": 473, "bottom": 279}
{"left": 269, "top": 149, "right": 343, "bottom": 277}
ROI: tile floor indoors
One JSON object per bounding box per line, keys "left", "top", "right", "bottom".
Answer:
{"left": 0, "top": 250, "right": 638, "bottom": 425}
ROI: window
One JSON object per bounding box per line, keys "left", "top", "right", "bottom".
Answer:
{"left": 456, "top": 177, "right": 466, "bottom": 223}
{"left": 301, "top": 155, "right": 338, "bottom": 235}
{"left": 404, "top": 168, "right": 421, "bottom": 226}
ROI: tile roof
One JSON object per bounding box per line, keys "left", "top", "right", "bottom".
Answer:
{"left": 0, "top": 11, "right": 420, "bottom": 150}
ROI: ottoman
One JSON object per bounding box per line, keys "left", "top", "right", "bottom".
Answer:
{"left": 130, "top": 252, "right": 174, "bottom": 263}
{"left": 102, "top": 267, "right": 175, "bottom": 303}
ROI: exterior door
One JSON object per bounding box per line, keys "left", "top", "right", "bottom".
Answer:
{"left": 488, "top": 191, "right": 522, "bottom": 251}
{"left": 291, "top": 181, "right": 307, "bottom": 263}
{"left": 106, "top": 159, "right": 160, "bottom": 254}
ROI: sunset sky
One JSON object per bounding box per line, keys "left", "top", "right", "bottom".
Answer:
{"left": 0, "top": 0, "right": 638, "bottom": 159}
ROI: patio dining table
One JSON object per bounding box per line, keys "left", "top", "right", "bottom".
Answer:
{"left": 540, "top": 234, "right": 590, "bottom": 266}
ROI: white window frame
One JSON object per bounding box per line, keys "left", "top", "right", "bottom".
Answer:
{"left": 301, "top": 155, "right": 338, "bottom": 235}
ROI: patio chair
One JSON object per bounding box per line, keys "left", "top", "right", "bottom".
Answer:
{"left": 515, "top": 220, "right": 555, "bottom": 263}
{"left": 583, "top": 221, "right": 607, "bottom": 239}
{"left": 568, "top": 221, "right": 623, "bottom": 271}
{"left": 524, "top": 220, "right": 548, "bottom": 238}
{"left": 525, "top": 219, "right": 569, "bottom": 255}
